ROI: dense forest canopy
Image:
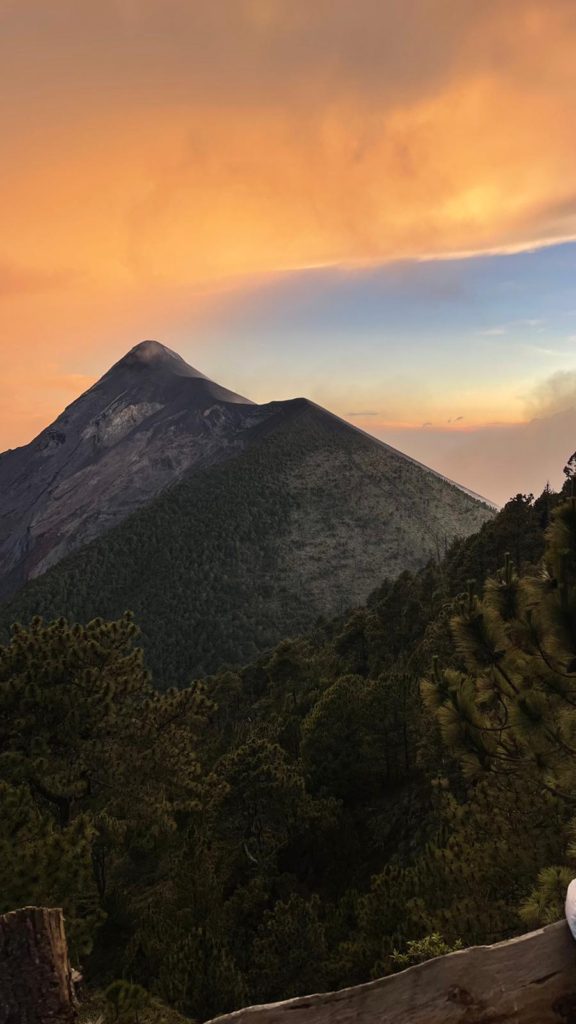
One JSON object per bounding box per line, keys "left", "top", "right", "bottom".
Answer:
{"left": 1, "top": 483, "right": 574, "bottom": 1022}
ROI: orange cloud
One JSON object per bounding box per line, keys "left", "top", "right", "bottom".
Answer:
{"left": 1, "top": 0, "right": 576, "bottom": 447}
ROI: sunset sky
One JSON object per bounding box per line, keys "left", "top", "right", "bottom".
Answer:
{"left": 2, "top": 0, "right": 576, "bottom": 504}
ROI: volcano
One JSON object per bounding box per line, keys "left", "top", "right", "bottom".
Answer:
{"left": 0, "top": 341, "right": 493, "bottom": 673}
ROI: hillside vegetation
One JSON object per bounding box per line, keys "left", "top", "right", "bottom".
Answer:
{"left": 0, "top": 401, "right": 492, "bottom": 683}
{"left": 0, "top": 484, "right": 569, "bottom": 1022}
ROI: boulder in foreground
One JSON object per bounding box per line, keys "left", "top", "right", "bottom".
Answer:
{"left": 206, "top": 921, "right": 576, "bottom": 1024}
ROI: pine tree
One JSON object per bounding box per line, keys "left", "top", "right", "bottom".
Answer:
{"left": 0, "top": 613, "right": 212, "bottom": 960}
{"left": 0, "top": 781, "right": 98, "bottom": 959}
{"left": 249, "top": 894, "right": 327, "bottom": 1003}
{"left": 422, "top": 497, "right": 576, "bottom": 920}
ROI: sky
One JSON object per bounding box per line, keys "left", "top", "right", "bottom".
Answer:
{"left": 2, "top": 0, "right": 576, "bottom": 505}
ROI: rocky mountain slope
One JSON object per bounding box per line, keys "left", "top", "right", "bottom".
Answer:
{"left": 0, "top": 341, "right": 270, "bottom": 598}
{"left": 0, "top": 349, "right": 494, "bottom": 680}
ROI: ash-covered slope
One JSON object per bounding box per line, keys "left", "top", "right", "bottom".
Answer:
{"left": 1, "top": 389, "right": 494, "bottom": 683}
{"left": 0, "top": 341, "right": 267, "bottom": 598}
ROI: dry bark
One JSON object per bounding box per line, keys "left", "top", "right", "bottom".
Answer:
{"left": 0, "top": 907, "right": 78, "bottom": 1024}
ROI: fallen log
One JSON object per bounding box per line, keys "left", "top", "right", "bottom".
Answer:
{"left": 206, "top": 920, "right": 576, "bottom": 1024}
{"left": 0, "top": 907, "right": 78, "bottom": 1024}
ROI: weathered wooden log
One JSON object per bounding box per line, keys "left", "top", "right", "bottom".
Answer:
{"left": 0, "top": 907, "right": 78, "bottom": 1024}
{"left": 206, "top": 920, "right": 576, "bottom": 1024}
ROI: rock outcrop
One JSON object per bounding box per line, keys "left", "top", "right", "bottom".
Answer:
{"left": 206, "top": 922, "right": 576, "bottom": 1024}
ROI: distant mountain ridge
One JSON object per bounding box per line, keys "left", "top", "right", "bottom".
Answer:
{"left": 0, "top": 343, "right": 494, "bottom": 678}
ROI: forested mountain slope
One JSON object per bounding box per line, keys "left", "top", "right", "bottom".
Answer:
{"left": 0, "top": 487, "right": 564, "bottom": 1023}
{"left": 0, "top": 395, "right": 493, "bottom": 681}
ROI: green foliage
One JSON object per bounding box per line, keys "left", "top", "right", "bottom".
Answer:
{"left": 215, "top": 738, "right": 309, "bottom": 866}
{"left": 104, "top": 981, "right": 151, "bottom": 1023}
{"left": 424, "top": 495, "right": 576, "bottom": 925}
{"left": 301, "top": 675, "right": 414, "bottom": 804}
{"left": 0, "top": 484, "right": 566, "bottom": 1021}
{"left": 0, "top": 780, "right": 99, "bottom": 959}
{"left": 423, "top": 500, "right": 576, "bottom": 788}
{"left": 519, "top": 866, "right": 575, "bottom": 928}
{"left": 250, "top": 895, "right": 327, "bottom": 1001}
{"left": 390, "top": 933, "right": 463, "bottom": 972}
{"left": 0, "top": 613, "right": 211, "bottom": 973}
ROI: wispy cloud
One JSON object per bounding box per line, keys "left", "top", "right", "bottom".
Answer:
{"left": 521, "top": 343, "right": 573, "bottom": 357}
{"left": 347, "top": 410, "right": 378, "bottom": 417}
{"left": 477, "top": 318, "right": 546, "bottom": 337}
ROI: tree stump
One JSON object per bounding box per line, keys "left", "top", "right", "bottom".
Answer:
{"left": 0, "top": 907, "right": 78, "bottom": 1024}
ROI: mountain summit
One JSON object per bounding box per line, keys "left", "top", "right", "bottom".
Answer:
{"left": 0, "top": 340, "right": 259, "bottom": 596}
{"left": 100, "top": 338, "right": 253, "bottom": 402}
{"left": 104, "top": 340, "right": 253, "bottom": 401}
{"left": 0, "top": 342, "right": 493, "bottom": 622}
{"left": 118, "top": 339, "right": 198, "bottom": 371}
{"left": 115, "top": 339, "right": 203, "bottom": 373}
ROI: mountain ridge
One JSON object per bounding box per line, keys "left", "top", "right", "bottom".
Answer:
{"left": 0, "top": 340, "right": 494, "bottom": 603}
{"left": 0, "top": 374, "right": 494, "bottom": 682}
{"left": 303, "top": 399, "right": 496, "bottom": 507}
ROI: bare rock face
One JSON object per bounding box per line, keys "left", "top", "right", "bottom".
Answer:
{"left": 206, "top": 922, "right": 576, "bottom": 1024}
{"left": 0, "top": 341, "right": 268, "bottom": 598}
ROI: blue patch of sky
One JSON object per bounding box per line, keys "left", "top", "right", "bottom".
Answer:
{"left": 174, "top": 241, "right": 576, "bottom": 406}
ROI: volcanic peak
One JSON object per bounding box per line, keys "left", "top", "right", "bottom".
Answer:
{"left": 114, "top": 339, "right": 208, "bottom": 379}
